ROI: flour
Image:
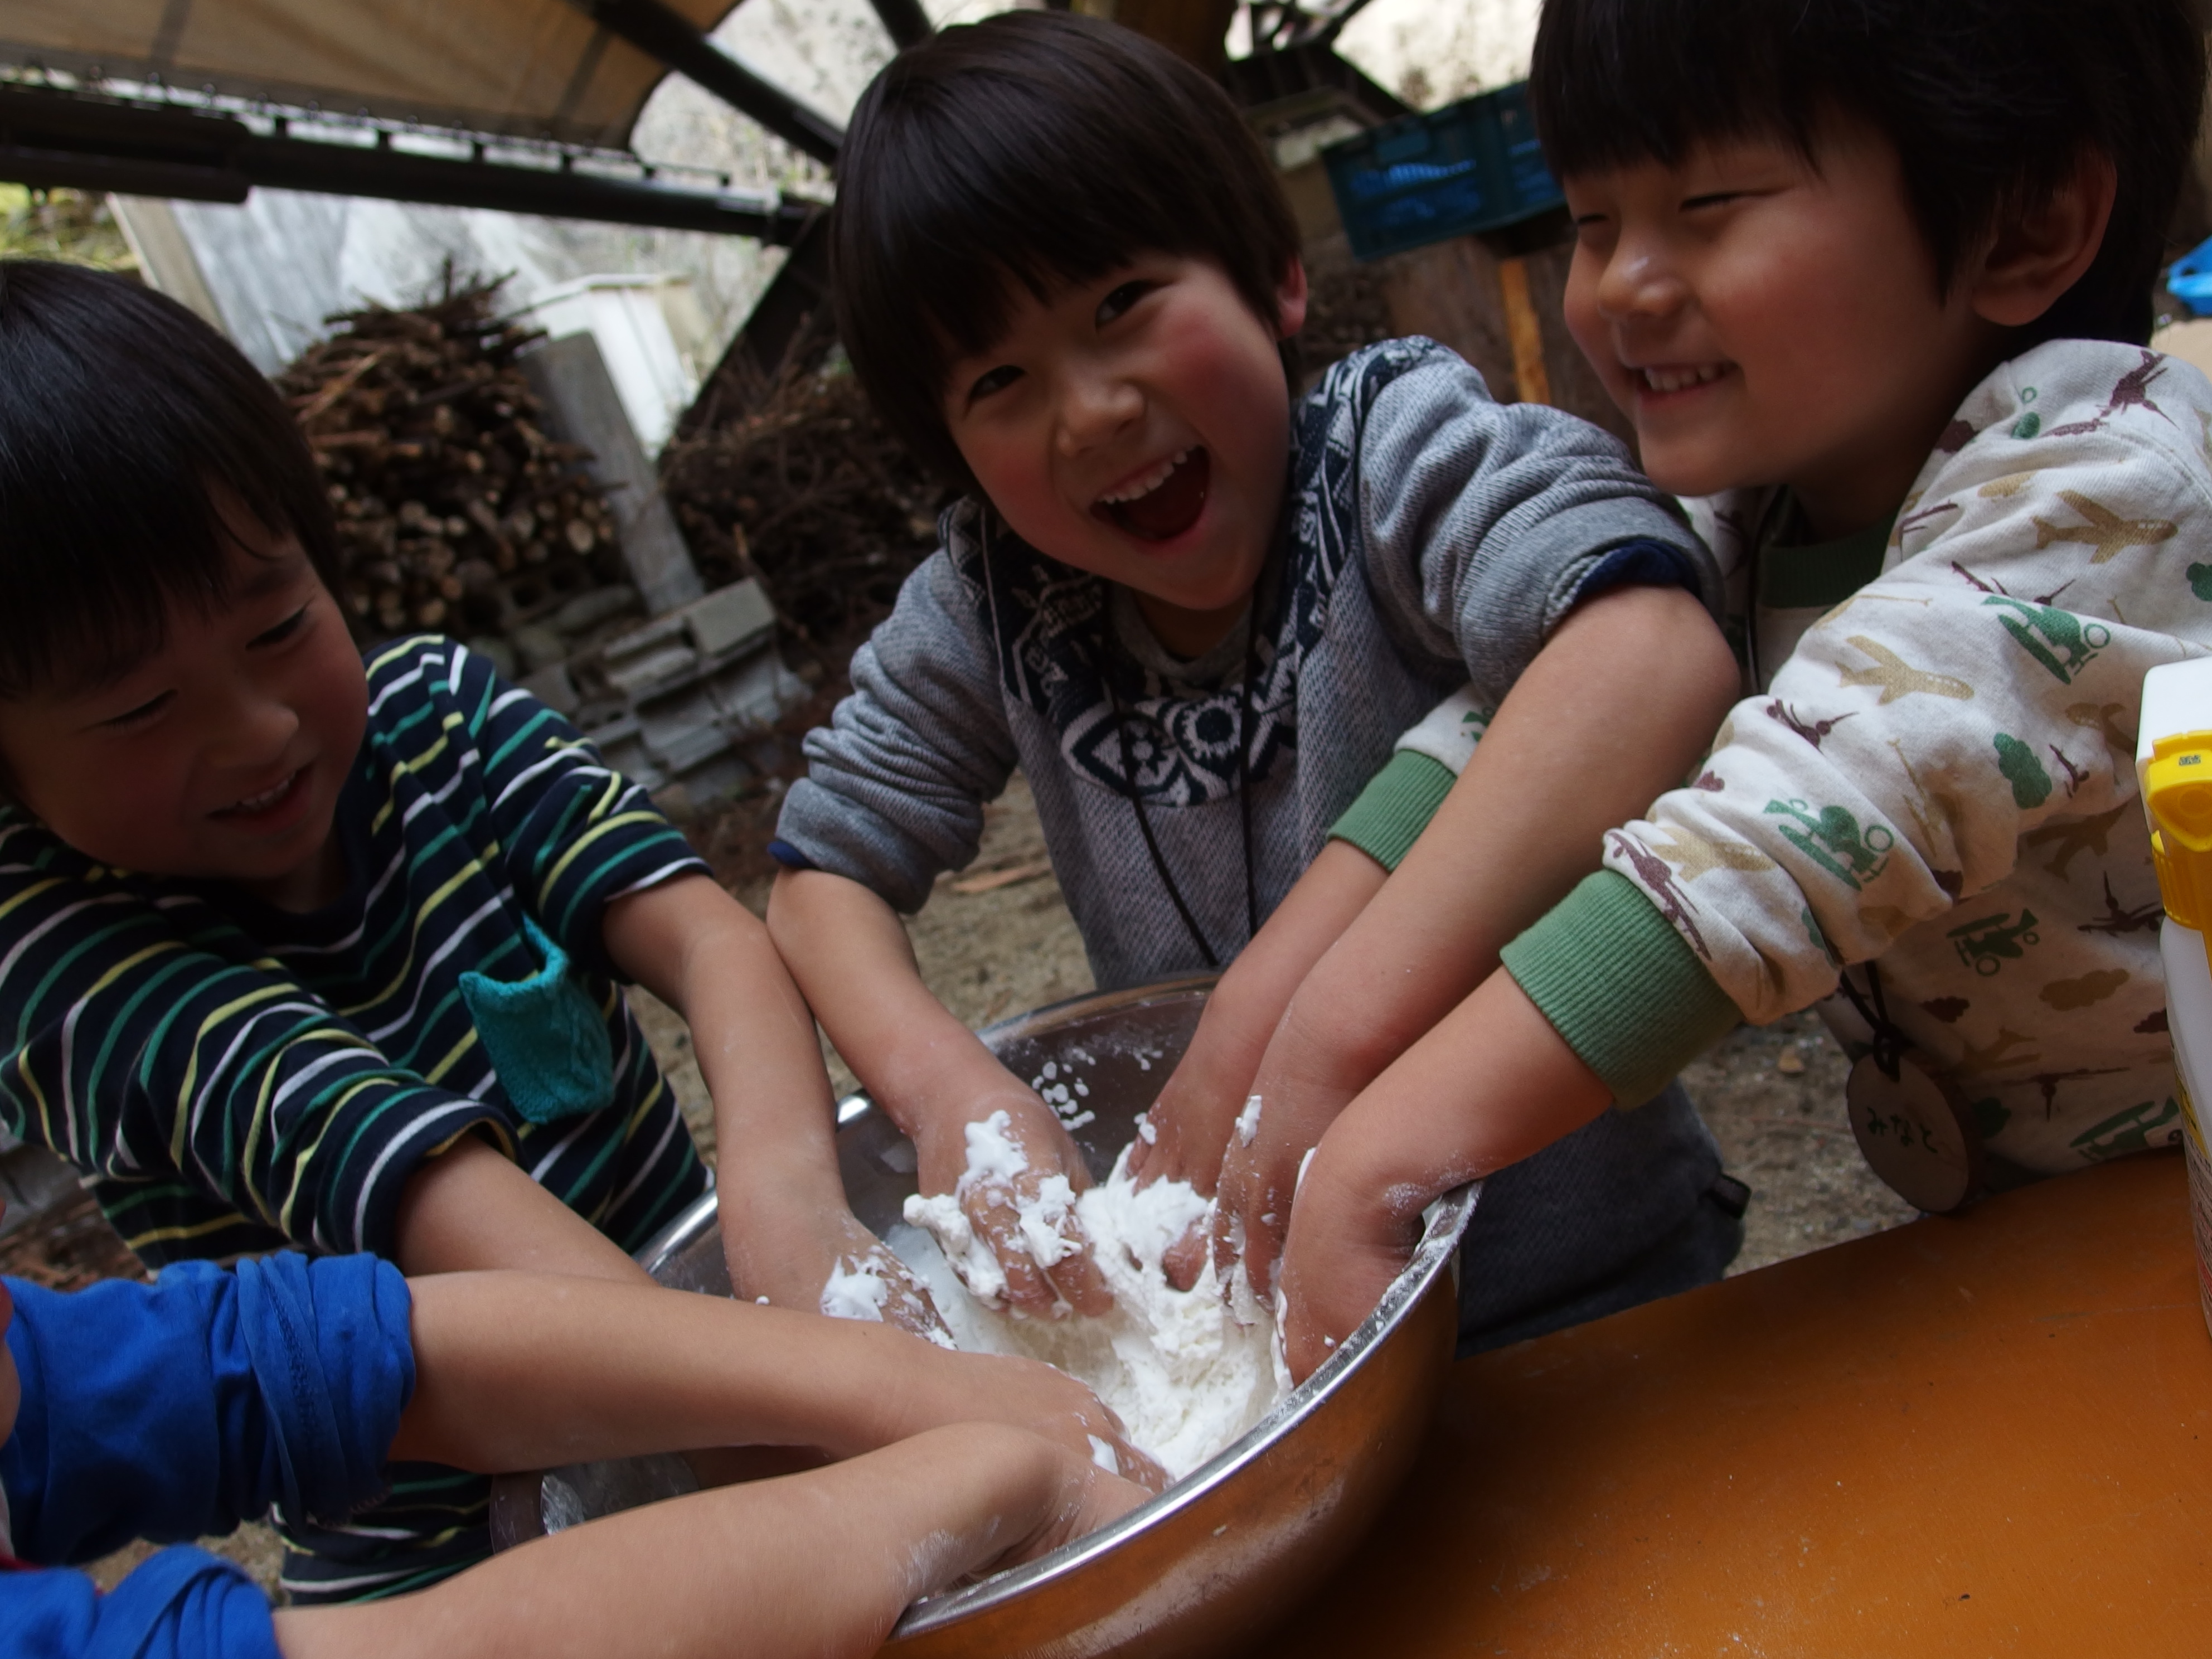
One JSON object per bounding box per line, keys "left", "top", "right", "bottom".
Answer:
{"left": 818, "top": 1246, "right": 958, "bottom": 1347}
{"left": 820, "top": 1260, "right": 890, "bottom": 1321}
{"left": 896, "top": 1131, "right": 1288, "bottom": 1480}
{"left": 1235, "top": 1093, "right": 1264, "bottom": 1146}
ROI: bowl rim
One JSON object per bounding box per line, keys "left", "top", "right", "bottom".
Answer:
{"left": 624, "top": 975, "right": 1479, "bottom": 1636}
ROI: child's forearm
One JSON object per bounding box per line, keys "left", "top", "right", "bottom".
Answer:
{"left": 387, "top": 1271, "right": 1152, "bottom": 1476}
{"left": 765, "top": 867, "right": 1027, "bottom": 1129}
{"left": 766, "top": 866, "right": 1110, "bottom": 1314}
{"left": 603, "top": 874, "right": 843, "bottom": 1204}
{"left": 1129, "top": 841, "right": 1386, "bottom": 1191}
{"left": 1269, "top": 584, "right": 1738, "bottom": 1105}
{"left": 275, "top": 1424, "right": 1131, "bottom": 1659}
{"left": 392, "top": 1134, "right": 648, "bottom": 1284}
{"left": 1279, "top": 971, "right": 1611, "bottom": 1379}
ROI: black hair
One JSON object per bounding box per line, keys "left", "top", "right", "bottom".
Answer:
{"left": 830, "top": 10, "right": 1302, "bottom": 486}
{"left": 1529, "top": 0, "right": 2208, "bottom": 347}
{"left": 0, "top": 260, "right": 342, "bottom": 698}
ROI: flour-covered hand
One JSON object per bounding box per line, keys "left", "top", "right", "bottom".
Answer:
{"left": 1124, "top": 1063, "right": 1244, "bottom": 1292}
{"left": 722, "top": 1191, "right": 956, "bottom": 1347}
{"left": 1275, "top": 1129, "right": 1428, "bottom": 1383}
{"left": 908, "top": 1093, "right": 1113, "bottom": 1317}
{"left": 1209, "top": 1076, "right": 1357, "bottom": 1304}
{"left": 897, "top": 1345, "right": 1167, "bottom": 1494}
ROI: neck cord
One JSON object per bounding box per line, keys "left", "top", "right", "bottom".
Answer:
{"left": 1835, "top": 959, "right": 1909, "bottom": 1081}
{"left": 1103, "top": 574, "right": 1269, "bottom": 971}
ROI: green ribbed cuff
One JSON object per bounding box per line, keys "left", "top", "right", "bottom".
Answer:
{"left": 1328, "top": 750, "right": 1455, "bottom": 872}
{"left": 1500, "top": 870, "right": 1743, "bottom": 1106}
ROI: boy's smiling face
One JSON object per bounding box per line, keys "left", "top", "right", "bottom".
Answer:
{"left": 1561, "top": 123, "right": 2007, "bottom": 539}
{"left": 942, "top": 254, "right": 1308, "bottom": 658}
{"left": 0, "top": 512, "right": 368, "bottom": 912}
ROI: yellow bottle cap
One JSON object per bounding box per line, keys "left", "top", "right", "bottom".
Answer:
{"left": 2144, "top": 740, "right": 2212, "bottom": 929}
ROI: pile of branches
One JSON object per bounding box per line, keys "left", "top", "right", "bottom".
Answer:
{"left": 275, "top": 275, "right": 623, "bottom": 642}
{"left": 662, "top": 361, "right": 950, "bottom": 657}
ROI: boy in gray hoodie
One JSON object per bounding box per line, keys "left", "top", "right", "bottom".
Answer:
{"left": 767, "top": 10, "right": 1748, "bottom": 1347}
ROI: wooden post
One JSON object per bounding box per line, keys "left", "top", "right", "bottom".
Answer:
{"left": 522, "top": 332, "right": 706, "bottom": 618}
{"left": 1496, "top": 256, "right": 1553, "bottom": 409}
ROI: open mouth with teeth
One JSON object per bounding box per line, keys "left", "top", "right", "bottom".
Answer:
{"left": 1636, "top": 363, "right": 1731, "bottom": 395}
{"left": 1092, "top": 447, "right": 1210, "bottom": 542}
{"left": 214, "top": 768, "right": 304, "bottom": 820}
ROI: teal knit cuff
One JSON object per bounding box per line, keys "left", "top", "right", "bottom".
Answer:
{"left": 1327, "top": 750, "right": 1456, "bottom": 872}
{"left": 1500, "top": 870, "right": 1743, "bottom": 1105}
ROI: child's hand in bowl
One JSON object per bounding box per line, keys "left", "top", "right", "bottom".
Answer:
{"left": 1123, "top": 1062, "right": 1239, "bottom": 1292}
{"left": 1208, "top": 1075, "right": 1357, "bottom": 1306}
{"left": 722, "top": 1192, "right": 956, "bottom": 1347}
{"left": 910, "top": 1346, "right": 1167, "bottom": 1493}
{"left": 987, "top": 1439, "right": 1156, "bottom": 1572}
{"left": 911, "top": 1092, "right": 1113, "bottom": 1318}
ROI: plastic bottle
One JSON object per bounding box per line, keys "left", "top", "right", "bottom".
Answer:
{"left": 2136, "top": 657, "right": 2212, "bottom": 1339}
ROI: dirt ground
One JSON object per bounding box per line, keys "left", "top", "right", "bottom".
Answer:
{"left": 639, "top": 770, "right": 1918, "bottom": 1273}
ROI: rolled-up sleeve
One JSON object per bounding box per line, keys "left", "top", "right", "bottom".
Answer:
{"left": 1, "top": 1548, "right": 280, "bottom": 1659}
{"left": 3, "top": 1255, "right": 414, "bottom": 1565}
{"left": 1353, "top": 348, "right": 1719, "bottom": 702}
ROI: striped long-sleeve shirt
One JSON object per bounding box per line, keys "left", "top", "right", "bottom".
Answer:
{"left": 0, "top": 635, "right": 709, "bottom": 1268}
{"left": 0, "top": 636, "right": 712, "bottom": 1599}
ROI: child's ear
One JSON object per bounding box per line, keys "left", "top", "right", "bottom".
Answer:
{"left": 1968, "top": 150, "right": 2118, "bottom": 330}
{"left": 1274, "top": 256, "right": 1310, "bottom": 340}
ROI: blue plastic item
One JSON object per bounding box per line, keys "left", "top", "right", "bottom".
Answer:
{"left": 1321, "top": 81, "right": 1564, "bottom": 263}
{"left": 2169, "top": 234, "right": 2212, "bottom": 317}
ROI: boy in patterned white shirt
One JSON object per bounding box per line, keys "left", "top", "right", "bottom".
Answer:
{"left": 1270, "top": 0, "right": 2212, "bottom": 1372}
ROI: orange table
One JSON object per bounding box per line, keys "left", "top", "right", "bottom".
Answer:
{"left": 1265, "top": 1151, "right": 2212, "bottom": 1656}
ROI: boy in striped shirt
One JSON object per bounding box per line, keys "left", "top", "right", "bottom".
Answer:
{"left": 0, "top": 262, "right": 923, "bottom": 1597}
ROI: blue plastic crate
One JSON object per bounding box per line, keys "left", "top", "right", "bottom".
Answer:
{"left": 1321, "top": 82, "right": 1563, "bottom": 263}
{"left": 2170, "top": 234, "right": 2212, "bottom": 317}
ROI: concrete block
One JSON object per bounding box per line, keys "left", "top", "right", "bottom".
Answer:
{"left": 601, "top": 613, "right": 689, "bottom": 664}
{"left": 706, "top": 652, "right": 810, "bottom": 731}
{"left": 604, "top": 643, "right": 698, "bottom": 702}
{"left": 650, "top": 720, "right": 735, "bottom": 776}
{"left": 554, "top": 584, "right": 642, "bottom": 636}
{"left": 683, "top": 580, "right": 775, "bottom": 660}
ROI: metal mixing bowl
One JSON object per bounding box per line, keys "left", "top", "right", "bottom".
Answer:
{"left": 489, "top": 977, "right": 1477, "bottom": 1658}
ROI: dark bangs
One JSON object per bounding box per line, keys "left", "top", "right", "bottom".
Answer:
{"left": 0, "top": 261, "right": 342, "bottom": 698}
{"left": 831, "top": 11, "right": 1301, "bottom": 485}
{"left": 1529, "top": 0, "right": 2206, "bottom": 346}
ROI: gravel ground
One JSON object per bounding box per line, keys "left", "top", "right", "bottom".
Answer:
{"left": 1682, "top": 1012, "right": 1918, "bottom": 1273}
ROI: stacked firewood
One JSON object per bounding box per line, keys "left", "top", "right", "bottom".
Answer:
{"left": 275, "top": 275, "right": 623, "bottom": 643}
{"left": 663, "top": 361, "right": 951, "bottom": 657}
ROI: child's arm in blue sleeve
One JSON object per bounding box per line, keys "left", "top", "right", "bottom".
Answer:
{"left": 1, "top": 1548, "right": 280, "bottom": 1659}
{"left": 2, "top": 1255, "right": 413, "bottom": 1565}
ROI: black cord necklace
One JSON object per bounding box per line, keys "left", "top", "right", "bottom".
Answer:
{"left": 1835, "top": 959, "right": 1908, "bottom": 1080}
